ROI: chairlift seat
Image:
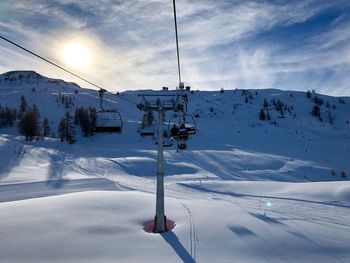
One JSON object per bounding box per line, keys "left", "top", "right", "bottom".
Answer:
{"left": 155, "top": 138, "right": 174, "bottom": 147}
{"left": 186, "top": 125, "right": 196, "bottom": 134}
{"left": 140, "top": 126, "right": 155, "bottom": 137}
{"left": 95, "top": 126, "right": 122, "bottom": 133}
{"left": 95, "top": 110, "right": 123, "bottom": 133}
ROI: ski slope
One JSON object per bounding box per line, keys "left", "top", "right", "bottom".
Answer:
{"left": 0, "top": 71, "right": 350, "bottom": 262}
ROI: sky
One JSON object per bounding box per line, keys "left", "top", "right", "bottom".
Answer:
{"left": 0, "top": 0, "right": 350, "bottom": 96}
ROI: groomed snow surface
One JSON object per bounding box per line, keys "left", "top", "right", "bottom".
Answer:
{"left": 0, "top": 71, "right": 350, "bottom": 262}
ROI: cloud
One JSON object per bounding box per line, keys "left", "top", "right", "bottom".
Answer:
{"left": 0, "top": 0, "right": 350, "bottom": 95}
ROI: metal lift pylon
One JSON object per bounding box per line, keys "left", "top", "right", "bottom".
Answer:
{"left": 155, "top": 108, "right": 166, "bottom": 232}
{"left": 137, "top": 96, "right": 177, "bottom": 233}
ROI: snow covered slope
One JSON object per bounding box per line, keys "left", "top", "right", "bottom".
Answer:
{"left": 1, "top": 70, "right": 349, "bottom": 183}
{"left": 0, "top": 71, "right": 349, "bottom": 262}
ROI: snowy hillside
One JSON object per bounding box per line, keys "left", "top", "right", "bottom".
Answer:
{"left": 0, "top": 71, "right": 350, "bottom": 262}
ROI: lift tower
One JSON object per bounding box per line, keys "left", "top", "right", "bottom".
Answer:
{"left": 137, "top": 95, "right": 177, "bottom": 232}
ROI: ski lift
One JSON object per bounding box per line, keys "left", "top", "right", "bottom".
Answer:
{"left": 184, "top": 114, "right": 197, "bottom": 134}
{"left": 95, "top": 110, "right": 123, "bottom": 133}
{"left": 95, "top": 89, "right": 123, "bottom": 133}
{"left": 139, "top": 125, "right": 155, "bottom": 137}
{"left": 139, "top": 110, "right": 155, "bottom": 137}
{"left": 168, "top": 113, "right": 197, "bottom": 137}
{"left": 169, "top": 121, "right": 189, "bottom": 150}
{"left": 168, "top": 98, "right": 197, "bottom": 150}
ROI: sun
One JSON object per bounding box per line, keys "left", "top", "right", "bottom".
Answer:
{"left": 61, "top": 42, "right": 91, "bottom": 69}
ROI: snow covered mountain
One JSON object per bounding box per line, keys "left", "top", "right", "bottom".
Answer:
{"left": 1, "top": 70, "right": 349, "bottom": 182}
{"left": 0, "top": 70, "right": 350, "bottom": 262}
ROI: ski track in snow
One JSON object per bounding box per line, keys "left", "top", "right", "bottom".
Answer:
{"left": 0, "top": 178, "right": 122, "bottom": 203}
{"left": 182, "top": 203, "right": 198, "bottom": 261}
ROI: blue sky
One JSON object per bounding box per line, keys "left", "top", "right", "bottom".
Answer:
{"left": 0, "top": 0, "right": 349, "bottom": 95}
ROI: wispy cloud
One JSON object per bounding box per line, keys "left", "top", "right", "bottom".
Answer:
{"left": 0, "top": 0, "right": 349, "bottom": 95}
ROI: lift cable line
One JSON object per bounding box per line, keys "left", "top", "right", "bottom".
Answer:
{"left": 173, "top": 0, "right": 182, "bottom": 87}
{"left": 0, "top": 35, "right": 138, "bottom": 106}
{"left": 112, "top": 93, "right": 138, "bottom": 105}
{"left": 0, "top": 35, "right": 104, "bottom": 90}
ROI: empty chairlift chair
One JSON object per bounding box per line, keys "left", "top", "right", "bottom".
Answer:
{"left": 139, "top": 110, "right": 155, "bottom": 137}
{"left": 95, "top": 110, "right": 123, "bottom": 133}
{"left": 94, "top": 88, "right": 123, "bottom": 133}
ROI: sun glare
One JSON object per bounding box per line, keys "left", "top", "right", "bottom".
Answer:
{"left": 62, "top": 42, "right": 91, "bottom": 69}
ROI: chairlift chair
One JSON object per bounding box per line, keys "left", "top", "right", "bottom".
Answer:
{"left": 168, "top": 113, "right": 197, "bottom": 138}
{"left": 95, "top": 110, "right": 123, "bottom": 133}
{"left": 155, "top": 137, "right": 175, "bottom": 147}
{"left": 168, "top": 111, "right": 197, "bottom": 150}
{"left": 139, "top": 125, "right": 155, "bottom": 137}
{"left": 184, "top": 114, "right": 197, "bottom": 134}
{"left": 94, "top": 88, "right": 123, "bottom": 133}
{"left": 139, "top": 110, "right": 155, "bottom": 137}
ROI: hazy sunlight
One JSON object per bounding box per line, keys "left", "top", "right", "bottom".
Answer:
{"left": 61, "top": 42, "right": 91, "bottom": 69}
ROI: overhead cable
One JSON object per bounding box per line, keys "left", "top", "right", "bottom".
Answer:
{"left": 0, "top": 35, "right": 138, "bottom": 105}
{"left": 172, "top": 0, "right": 182, "bottom": 87}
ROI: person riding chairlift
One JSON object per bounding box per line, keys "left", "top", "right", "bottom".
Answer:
{"left": 170, "top": 124, "right": 178, "bottom": 137}
{"left": 178, "top": 122, "right": 188, "bottom": 139}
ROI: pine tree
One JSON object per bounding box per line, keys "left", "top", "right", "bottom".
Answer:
{"left": 306, "top": 90, "right": 311, "bottom": 98}
{"left": 73, "top": 107, "right": 96, "bottom": 137}
{"left": 18, "top": 106, "right": 40, "bottom": 141}
{"left": 259, "top": 109, "right": 266, "bottom": 120}
{"left": 58, "top": 118, "right": 66, "bottom": 142}
{"left": 313, "top": 96, "right": 324, "bottom": 105}
{"left": 43, "top": 117, "right": 51, "bottom": 137}
{"left": 89, "top": 107, "right": 96, "bottom": 135}
{"left": 18, "top": 95, "right": 28, "bottom": 118}
{"left": 9, "top": 108, "right": 16, "bottom": 126}
{"left": 58, "top": 112, "right": 76, "bottom": 144}
{"left": 263, "top": 98, "right": 269, "bottom": 109}
{"left": 338, "top": 97, "right": 345, "bottom": 104}
{"left": 74, "top": 108, "right": 79, "bottom": 125}
{"left": 32, "top": 104, "right": 41, "bottom": 138}
{"left": 0, "top": 106, "right": 4, "bottom": 128}
{"left": 267, "top": 111, "right": 271, "bottom": 121}
{"left": 311, "top": 104, "right": 322, "bottom": 121}
{"left": 80, "top": 108, "right": 90, "bottom": 136}
{"left": 0, "top": 107, "right": 16, "bottom": 128}
{"left": 66, "top": 112, "right": 76, "bottom": 144}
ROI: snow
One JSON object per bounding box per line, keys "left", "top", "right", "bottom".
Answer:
{"left": 0, "top": 71, "right": 350, "bottom": 262}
